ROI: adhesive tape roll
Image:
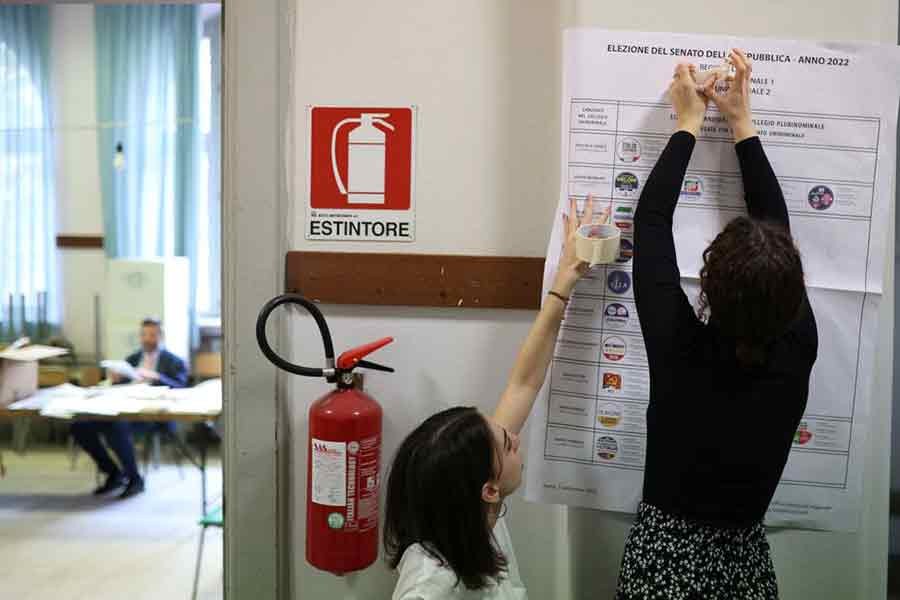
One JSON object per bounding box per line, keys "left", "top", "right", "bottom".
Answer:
{"left": 575, "top": 223, "right": 621, "bottom": 266}
{"left": 694, "top": 63, "right": 732, "bottom": 85}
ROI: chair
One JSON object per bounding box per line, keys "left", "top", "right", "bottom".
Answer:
{"left": 68, "top": 422, "right": 187, "bottom": 482}
{"left": 12, "top": 416, "right": 31, "bottom": 454}
{"left": 139, "top": 423, "right": 188, "bottom": 478}
{"left": 191, "top": 503, "right": 223, "bottom": 600}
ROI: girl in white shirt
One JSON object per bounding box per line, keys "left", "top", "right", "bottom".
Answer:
{"left": 384, "top": 197, "right": 603, "bottom": 600}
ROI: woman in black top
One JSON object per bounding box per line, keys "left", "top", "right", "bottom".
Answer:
{"left": 615, "top": 50, "right": 817, "bottom": 600}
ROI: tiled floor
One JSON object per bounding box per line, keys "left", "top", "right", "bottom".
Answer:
{"left": 0, "top": 445, "right": 223, "bottom": 600}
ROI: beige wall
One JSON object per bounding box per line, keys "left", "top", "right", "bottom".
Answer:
{"left": 51, "top": 4, "right": 106, "bottom": 359}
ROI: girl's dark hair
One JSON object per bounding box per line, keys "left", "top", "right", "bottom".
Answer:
{"left": 698, "top": 216, "right": 805, "bottom": 367}
{"left": 384, "top": 406, "right": 507, "bottom": 591}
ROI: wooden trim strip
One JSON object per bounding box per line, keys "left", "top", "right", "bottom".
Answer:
{"left": 285, "top": 251, "right": 546, "bottom": 310}
{"left": 56, "top": 235, "right": 104, "bottom": 249}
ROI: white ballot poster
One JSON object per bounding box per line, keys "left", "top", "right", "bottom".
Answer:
{"left": 524, "top": 29, "right": 900, "bottom": 531}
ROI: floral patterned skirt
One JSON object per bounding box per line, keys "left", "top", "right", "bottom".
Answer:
{"left": 615, "top": 502, "right": 778, "bottom": 600}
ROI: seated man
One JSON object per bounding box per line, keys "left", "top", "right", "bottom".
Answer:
{"left": 71, "top": 317, "right": 189, "bottom": 499}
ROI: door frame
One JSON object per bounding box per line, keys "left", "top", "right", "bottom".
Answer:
{"left": 223, "top": 0, "right": 291, "bottom": 597}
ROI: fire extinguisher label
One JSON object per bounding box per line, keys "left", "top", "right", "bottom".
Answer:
{"left": 311, "top": 438, "right": 346, "bottom": 506}
{"left": 356, "top": 435, "right": 380, "bottom": 533}
{"left": 340, "top": 435, "right": 381, "bottom": 533}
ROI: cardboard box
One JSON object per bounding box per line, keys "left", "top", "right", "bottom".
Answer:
{"left": 0, "top": 360, "right": 37, "bottom": 407}
{"left": 78, "top": 366, "right": 102, "bottom": 387}
{"left": 38, "top": 366, "right": 69, "bottom": 388}
{"left": 194, "top": 352, "right": 222, "bottom": 379}
{"left": 0, "top": 345, "right": 69, "bottom": 407}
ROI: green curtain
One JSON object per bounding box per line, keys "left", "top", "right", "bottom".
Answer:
{"left": 95, "top": 5, "right": 199, "bottom": 341}
{"left": 0, "top": 6, "right": 57, "bottom": 341}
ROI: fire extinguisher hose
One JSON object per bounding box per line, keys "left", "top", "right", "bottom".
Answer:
{"left": 256, "top": 293, "right": 335, "bottom": 377}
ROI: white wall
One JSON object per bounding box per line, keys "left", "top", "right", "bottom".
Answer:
{"left": 891, "top": 7, "right": 900, "bottom": 554}
{"left": 288, "top": 3, "right": 566, "bottom": 598}
{"left": 286, "top": 1, "right": 897, "bottom": 598}
{"left": 51, "top": 4, "right": 106, "bottom": 359}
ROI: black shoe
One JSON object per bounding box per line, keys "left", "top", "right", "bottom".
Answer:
{"left": 93, "top": 473, "right": 126, "bottom": 495}
{"left": 118, "top": 476, "right": 145, "bottom": 499}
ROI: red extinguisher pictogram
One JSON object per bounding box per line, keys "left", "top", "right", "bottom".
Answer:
{"left": 331, "top": 112, "right": 395, "bottom": 205}
{"left": 256, "top": 294, "right": 393, "bottom": 575}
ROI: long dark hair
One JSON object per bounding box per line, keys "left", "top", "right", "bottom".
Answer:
{"left": 384, "top": 406, "right": 508, "bottom": 591}
{"left": 698, "top": 216, "right": 805, "bottom": 366}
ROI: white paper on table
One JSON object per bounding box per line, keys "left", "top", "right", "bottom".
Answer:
{"left": 0, "top": 344, "right": 69, "bottom": 361}
{"left": 6, "top": 397, "right": 47, "bottom": 411}
{"left": 524, "top": 29, "right": 900, "bottom": 532}
{"left": 99, "top": 360, "right": 140, "bottom": 380}
{"left": 116, "top": 383, "right": 170, "bottom": 399}
{"left": 172, "top": 378, "right": 222, "bottom": 414}
{"left": 7, "top": 380, "right": 221, "bottom": 418}
{"left": 41, "top": 396, "right": 122, "bottom": 418}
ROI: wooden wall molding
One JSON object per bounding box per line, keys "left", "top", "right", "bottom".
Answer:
{"left": 285, "top": 251, "right": 546, "bottom": 310}
{"left": 56, "top": 235, "right": 104, "bottom": 249}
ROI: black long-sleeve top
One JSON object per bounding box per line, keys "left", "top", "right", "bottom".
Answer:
{"left": 633, "top": 131, "right": 818, "bottom": 526}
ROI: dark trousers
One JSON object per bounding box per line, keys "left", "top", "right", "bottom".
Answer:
{"left": 70, "top": 421, "right": 140, "bottom": 480}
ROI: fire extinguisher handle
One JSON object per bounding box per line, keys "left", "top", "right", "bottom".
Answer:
{"left": 356, "top": 359, "right": 394, "bottom": 373}
{"left": 256, "top": 293, "right": 335, "bottom": 378}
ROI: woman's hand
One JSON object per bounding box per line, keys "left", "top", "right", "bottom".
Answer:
{"left": 552, "top": 195, "right": 607, "bottom": 296}
{"left": 669, "top": 62, "right": 709, "bottom": 136}
{"left": 702, "top": 49, "right": 757, "bottom": 143}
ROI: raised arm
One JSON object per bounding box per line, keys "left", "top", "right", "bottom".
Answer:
{"left": 704, "top": 49, "right": 789, "bottom": 229}
{"left": 735, "top": 138, "right": 789, "bottom": 227}
{"left": 633, "top": 133, "right": 701, "bottom": 355}
{"left": 633, "top": 64, "right": 711, "bottom": 361}
{"left": 493, "top": 197, "right": 605, "bottom": 434}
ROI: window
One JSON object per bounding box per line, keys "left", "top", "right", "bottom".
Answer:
{"left": 96, "top": 4, "right": 221, "bottom": 344}
{"left": 0, "top": 7, "right": 57, "bottom": 337}
{"left": 196, "top": 8, "right": 221, "bottom": 318}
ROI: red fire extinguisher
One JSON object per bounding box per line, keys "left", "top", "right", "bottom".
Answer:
{"left": 256, "top": 294, "right": 393, "bottom": 575}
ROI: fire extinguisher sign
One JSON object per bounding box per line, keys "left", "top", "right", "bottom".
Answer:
{"left": 306, "top": 106, "right": 416, "bottom": 242}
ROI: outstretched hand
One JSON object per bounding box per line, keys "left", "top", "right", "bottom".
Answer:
{"left": 553, "top": 194, "right": 610, "bottom": 295}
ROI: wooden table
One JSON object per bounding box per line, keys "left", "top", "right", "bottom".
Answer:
{"left": 0, "top": 407, "right": 221, "bottom": 513}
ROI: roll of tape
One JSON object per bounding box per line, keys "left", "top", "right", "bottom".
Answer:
{"left": 575, "top": 223, "right": 621, "bottom": 266}
{"left": 694, "top": 62, "right": 733, "bottom": 86}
